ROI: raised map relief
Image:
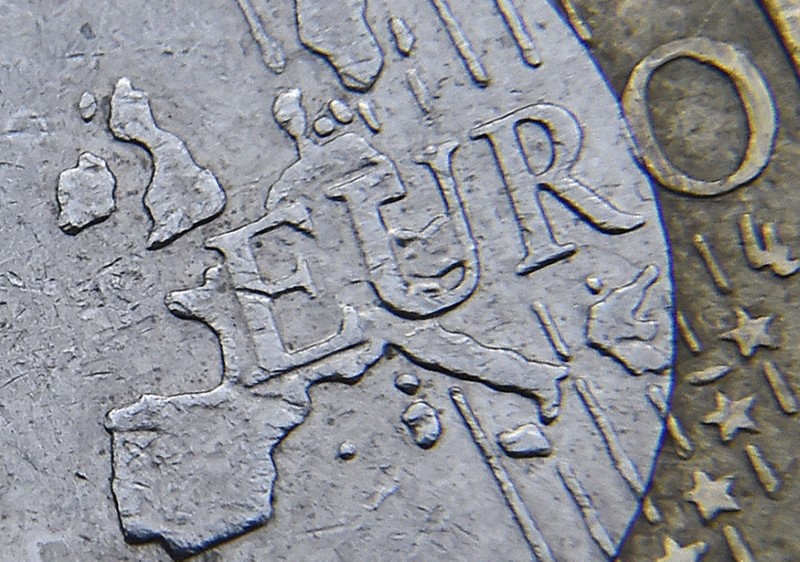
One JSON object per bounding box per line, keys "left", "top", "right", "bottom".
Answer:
{"left": 41, "top": 0, "right": 674, "bottom": 559}
{"left": 0, "top": 0, "right": 794, "bottom": 558}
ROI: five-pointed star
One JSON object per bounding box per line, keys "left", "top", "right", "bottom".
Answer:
{"left": 656, "top": 536, "right": 708, "bottom": 562}
{"left": 720, "top": 307, "right": 778, "bottom": 357}
{"left": 685, "top": 471, "right": 740, "bottom": 522}
{"left": 702, "top": 391, "right": 757, "bottom": 442}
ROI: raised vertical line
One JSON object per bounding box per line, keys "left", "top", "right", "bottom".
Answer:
{"left": 450, "top": 386, "right": 555, "bottom": 562}
{"left": 575, "top": 379, "right": 645, "bottom": 496}
{"left": 428, "top": 0, "right": 491, "bottom": 86}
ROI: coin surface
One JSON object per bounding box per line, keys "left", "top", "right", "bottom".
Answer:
{"left": 577, "top": 0, "right": 800, "bottom": 560}
{"left": 0, "top": 1, "right": 795, "bottom": 561}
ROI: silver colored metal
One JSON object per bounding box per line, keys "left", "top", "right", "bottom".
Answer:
{"left": 0, "top": 1, "right": 678, "bottom": 560}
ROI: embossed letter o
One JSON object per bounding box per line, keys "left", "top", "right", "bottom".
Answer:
{"left": 622, "top": 37, "right": 777, "bottom": 196}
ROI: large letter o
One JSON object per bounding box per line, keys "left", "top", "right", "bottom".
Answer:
{"left": 622, "top": 38, "right": 777, "bottom": 197}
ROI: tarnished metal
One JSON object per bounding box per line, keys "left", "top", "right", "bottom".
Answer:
{"left": 0, "top": 1, "right": 797, "bottom": 560}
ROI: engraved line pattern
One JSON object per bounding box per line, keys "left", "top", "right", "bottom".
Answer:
{"left": 406, "top": 68, "right": 433, "bottom": 115}
{"left": 687, "top": 364, "right": 732, "bottom": 385}
{"left": 234, "top": 0, "right": 287, "bottom": 74}
{"left": 575, "top": 379, "right": 645, "bottom": 496}
{"left": 647, "top": 385, "right": 694, "bottom": 457}
{"left": 556, "top": 460, "right": 616, "bottom": 557}
{"left": 745, "top": 443, "right": 780, "bottom": 495}
{"left": 607, "top": 14, "right": 791, "bottom": 558}
{"left": 560, "top": 0, "right": 593, "bottom": 42}
{"left": 739, "top": 213, "right": 800, "bottom": 277}
{"left": 763, "top": 359, "right": 799, "bottom": 414}
{"left": 693, "top": 233, "right": 733, "bottom": 293}
{"left": 492, "top": 0, "right": 542, "bottom": 67}
{"left": 761, "top": 0, "right": 800, "bottom": 77}
{"left": 83, "top": 7, "right": 680, "bottom": 553}
{"left": 642, "top": 496, "right": 663, "bottom": 524}
{"left": 532, "top": 301, "right": 571, "bottom": 360}
{"left": 665, "top": 414, "right": 694, "bottom": 457}
{"left": 428, "top": 0, "right": 491, "bottom": 86}
{"left": 723, "top": 525, "right": 756, "bottom": 562}
{"left": 110, "top": 76, "right": 583, "bottom": 553}
{"left": 449, "top": 386, "right": 556, "bottom": 562}
{"left": 357, "top": 100, "right": 382, "bottom": 133}
{"left": 677, "top": 310, "right": 703, "bottom": 354}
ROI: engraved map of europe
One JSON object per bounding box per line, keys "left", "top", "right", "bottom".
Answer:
{"left": 0, "top": 0, "right": 673, "bottom": 560}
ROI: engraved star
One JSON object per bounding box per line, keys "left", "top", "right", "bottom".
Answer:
{"left": 685, "top": 471, "right": 740, "bottom": 522}
{"left": 702, "top": 392, "right": 757, "bottom": 442}
{"left": 656, "top": 536, "right": 708, "bottom": 562}
{"left": 720, "top": 307, "right": 778, "bottom": 357}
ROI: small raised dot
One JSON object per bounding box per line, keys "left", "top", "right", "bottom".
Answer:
{"left": 314, "top": 116, "right": 336, "bottom": 137}
{"left": 329, "top": 99, "right": 354, "bottom": 124}
{"left": 585, "top": 276, "right": 603, "bottom": 294}
{"left": 337, "top": 441, "right": 357, "bottom": 460}
{"left": 79, "top": 91, "right": 97, "bottom": 122}
{"left": 402, "top": 401, "right": 441, "bottom": 449}
{"left": 395, "top": 372, "right": 420, "bottom": 395}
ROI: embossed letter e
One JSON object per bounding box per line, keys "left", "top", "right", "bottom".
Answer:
{"left": 472, "top": 104, "right": 645, "bottom": 275}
